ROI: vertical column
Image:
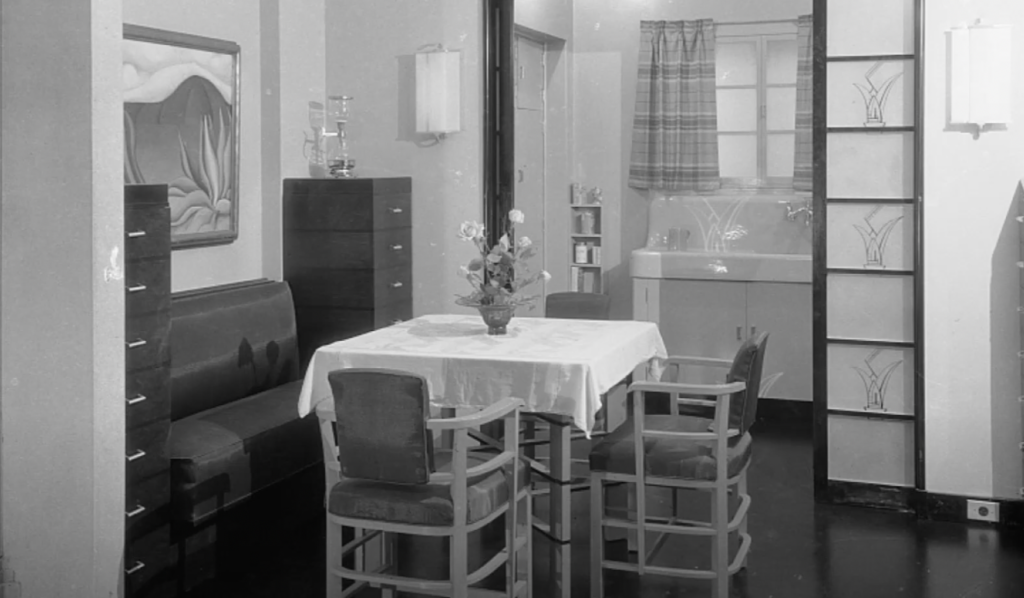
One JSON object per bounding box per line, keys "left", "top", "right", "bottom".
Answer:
{"left": 816, "top": 0, "right": 922, "bottom": 506}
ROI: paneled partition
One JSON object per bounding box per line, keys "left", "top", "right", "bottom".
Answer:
{"left": 814, "top": 0, "right": 923, "bottom": 505}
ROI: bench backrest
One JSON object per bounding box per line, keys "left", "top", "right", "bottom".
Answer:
{"left": 170, "top": 279, "right": 300, "bottom": 421}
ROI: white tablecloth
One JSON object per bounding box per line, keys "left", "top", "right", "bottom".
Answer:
{"left": 296, "top": 314, "right": 668, "bottom": 436}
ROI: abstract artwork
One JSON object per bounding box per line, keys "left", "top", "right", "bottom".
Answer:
{"left": 854, "top": 206, "right": 903, "bottom": 268}
{"left": 123, "top": 25, "right": 240, "bottom": 248}
{"left": 854, "top": 61, "right": 903, "bottom": 127}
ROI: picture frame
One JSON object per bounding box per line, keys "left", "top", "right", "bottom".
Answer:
{"left": 122, "top": 25, "right": 241, "bottom": 248}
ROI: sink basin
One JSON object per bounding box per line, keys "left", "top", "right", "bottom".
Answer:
{"left": 630, "top": 249, "right": 811, "bottom": 283}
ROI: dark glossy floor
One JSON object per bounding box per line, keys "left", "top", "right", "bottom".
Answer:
{"left": 195, "top": 418, "right": 1024, "bottom": 598}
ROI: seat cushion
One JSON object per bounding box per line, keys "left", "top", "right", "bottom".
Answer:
{"left": 328, "top": 450, "right": 528, "bottom": 526}
{"left": 589, "top": 415, "right": 752, "bottom": 481}
{"left": 168, "top": 379, "right": 321, "bottom": 523}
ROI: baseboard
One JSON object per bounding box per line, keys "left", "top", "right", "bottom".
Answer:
{"left": 918, "top": 492, "right": 1024, "bottom": 529}
{"left": 819, "top": 480, "right": 916, "bottom": 512}
{"left": 756, "top": 397, "right": 813, "bottom": 425}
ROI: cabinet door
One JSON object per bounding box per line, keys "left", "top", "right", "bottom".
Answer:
{"left": 658, "top": 280, "right": 746, "bottom": 362}
{"left": 746, "top": 282, "right": 812, "bottom": 401}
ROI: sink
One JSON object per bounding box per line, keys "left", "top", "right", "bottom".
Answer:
{"left": 630, "top": 249, "right": 811, "bottom": 283}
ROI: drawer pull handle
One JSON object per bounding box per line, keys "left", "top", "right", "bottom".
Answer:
{"left": 127, "top": 230, "right": 147, "bottom": 239}
{"left": 126, "top": 504, "right": 146, "bottom": 518}
{"left": 127, "top": 284, "right": 147, "bottom": 293}
{"left": 125, "top": 561, "right": 146, "bottom": 576}
{"left": 126, "top": 339, "right": 147, "bottom": 349}
{"left": 391, "top": 244, "right": 403, "bottom": 251}
{"left": 126, "top": 449, "right": 146, "bottom": 462}
{"left": 390, "top": 281, "right": 403, "bottom": 288}
{"left": 126, "top": 394, "right": 148, "bottom": 406}
{"left": 389, "top": 207, "right": 404, "bottom": 214}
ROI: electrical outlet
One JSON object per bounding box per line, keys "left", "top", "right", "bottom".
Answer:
{"left": 966, "top": 499, "right": 1000, "bottom": 523}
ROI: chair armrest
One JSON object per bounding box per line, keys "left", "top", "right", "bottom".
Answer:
{"left": 315, "top": 399, "right": 336, "bottom": 421}
{"left": 664, "top": 355, "right": 733, "bottom": 368}
{"left": 642, "top": 428, "right": 742, "bottom": 441}
{"left": 629, "top": 380, "right": 745, "bottom": 397}
{"left": 428, "top": 450, "right": 517, "bottom": 483}
{"left": 426, "top": 397, "right": 524, "bottom": 431}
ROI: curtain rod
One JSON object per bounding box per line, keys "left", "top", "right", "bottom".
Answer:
{"left": 716, "top": 18, "right": 799, "bottom": 27}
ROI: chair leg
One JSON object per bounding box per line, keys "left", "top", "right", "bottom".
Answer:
{"left": 525, "top": 494, "right": 534, "bottom": 598}
{"left": 325, "top": 519, "right": 342, "bottom": 598}
{"left": 452, "top": 530, "right": 469, "bottom": 598}
{"left": 711, "top": 485, "right": 730, "bottom": 598}
{"left": 739, "top": 470, "right": 749, "bottom": 570}
{"left": 590, "top": 476, "right": 604, "bottom": 598}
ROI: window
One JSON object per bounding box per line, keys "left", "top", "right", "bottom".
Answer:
{"left": 716, "top": 32, "right": 798, "bottom": 189}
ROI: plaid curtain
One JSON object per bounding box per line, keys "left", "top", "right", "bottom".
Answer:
{"left": 793, "top": 14, "right": 814, "bottom": 192}
{"left": 628, "top": 20, "right": 720, "bottom": 192}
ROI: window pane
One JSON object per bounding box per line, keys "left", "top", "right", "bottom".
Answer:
{"left": 767, "top": 87, "right": 796, "bottom": 130}
{"left": 767, "top": 133, "right": 795, "bottom": 177}
{"left": 716, "top": 41, "right": 757, "bottom": 86}
{"left": 719, "top": 134, "right": 758, "bottom": 178}
{"left": 717, "top": 88, "right": 758, "bottom": 132}
{"left": 766, "top": 39, "right": 798, "bottom": 85}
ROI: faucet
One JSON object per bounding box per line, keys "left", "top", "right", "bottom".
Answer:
{"left": 780, "top": 199, "right": 813, "bottom": 227}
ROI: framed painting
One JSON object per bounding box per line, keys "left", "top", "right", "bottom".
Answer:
{"left": 123, "top": 25, "right": 241, "bottom": 248}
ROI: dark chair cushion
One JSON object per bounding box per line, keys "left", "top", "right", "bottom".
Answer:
{"left": 589, "top": 415, "right": 752, "bottom": 481}
{"left": 328, "top": 450, "right": 528, "bottom": 526}
{"left": 170, "top": 281, "right": 300, "bottom": 421}
{"left": 168, "top": 380, "right": 321, "bottom": 524}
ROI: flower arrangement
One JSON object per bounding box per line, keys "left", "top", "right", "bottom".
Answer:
{"left": 456, "top": 209, "right": 551, "bottom": 309}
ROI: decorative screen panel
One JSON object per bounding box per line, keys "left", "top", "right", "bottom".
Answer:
{"left": 828, "top": 416, "right": 915, "bottom": 486}
{"left": 826, "top": 132, "right": 915, "bottom": 199}
{"left": 827, "top": 274, "right": 914, "bottom": 342}
{"left": 827, "top": 204, "right": 914, "bottom": 270}
{"left": 827, "top": 60, "right": 915, "bottom": 128}
{"left": 828, "top": 345, "right": 914, "bottom": 415}
{"left": 826, "top": 0, "right": 915, "bottom": 56}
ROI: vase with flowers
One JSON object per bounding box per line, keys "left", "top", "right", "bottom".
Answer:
{"left": 456, "top": 209, "right": 551, "bottom": 335}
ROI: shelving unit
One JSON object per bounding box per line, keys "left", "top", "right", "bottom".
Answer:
{"left": 569, "top": 183, "right": 604, "bottom": 293}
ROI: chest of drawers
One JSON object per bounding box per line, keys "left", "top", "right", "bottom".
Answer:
{"left": 283, "top": 177, "right": 413, "bottom": 366}
{"left": 123, "top": 184, "right": 175, "bottom": 598}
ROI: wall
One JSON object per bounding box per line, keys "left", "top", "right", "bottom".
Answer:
{"left": 924, "top": 0, "right": 1024, "bottom": 500}
{"left": 125, "top": 0, "right": 265, "bottom": 291}
{"left": 1, "top": 0, "right": 124, "bottom": 596}
{"left": 326, "top": 0, "right": 484, "bottom": 317}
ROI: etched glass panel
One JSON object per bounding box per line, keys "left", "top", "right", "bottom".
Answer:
{"left": 827, "top": 204, "right": 914, "bottom": 270}
{"left": 827, "top": 274, "right": 914, "bottom": 342}
{"left": 827, "top": 60, "right": 915, "bottom": 128}
{"left": 828, "top": 415, "right": 914, "bottom": 487}
{"left": 826, "top": 132, "right": 914, "bottom": 199}
{"left": 827, "top": 0, "right": 915, "bottom": 57}
{"left": 828, "top": 345, "right": 914, "bottom": 415}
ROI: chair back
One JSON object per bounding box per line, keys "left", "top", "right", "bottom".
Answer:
{"left": 328, "top": 368, "right": 435, "bottom": 484}
{"left": 545, "top": 292, "right": 611, "bottom": 320}
{"left": 726, "top": 331, "right": 769, "bottom": 435}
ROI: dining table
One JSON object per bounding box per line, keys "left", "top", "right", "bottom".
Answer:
{"left": 297, "top": 313, "right": 668, "bottom": 597}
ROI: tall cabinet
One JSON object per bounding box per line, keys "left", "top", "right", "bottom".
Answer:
{"left": 283, "top": 177, "right": 413, "bottom": 366}
{"left": 123, "top": 184, "right": 175, "bottom": 597}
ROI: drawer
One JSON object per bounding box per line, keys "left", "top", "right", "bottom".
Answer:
{"left": 285, "top": 228, "right": 411, "bottom": 270}
{"left": 288, "top": 266, "right": 412, "bottom": 310}
{"left": 126, "top": 419, "right": 169, "bottom": 484}
{"left": 126, "top": 312, "right": 170, "bottom": 372}
{"left": 126, "top": 472, "right": 171, "bottom": 539}
{"left": 125, "top": 258, "right": 170, "bottom": 316}
{"left": 125, "top": 524, "right": 177, "bottom": 598}
{"left": 126, "top": 366, "right": 170, "bottom": 430}
{"left": 284, "top": 192, "right": 411, "bottom": 231}
{"left": 125, "top": 206, "right": 170, "bottom": 260}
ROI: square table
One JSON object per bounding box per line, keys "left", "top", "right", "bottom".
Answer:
{"left": 297, "top": 313, "right": 668, "bottom": 597}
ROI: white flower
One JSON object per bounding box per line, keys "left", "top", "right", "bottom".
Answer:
{"left": 458, "top": 265, "right": 470, "bottom": 277}
{"left": 508, "top": 209, "right": 525, "bottom": 224}
{"left": 458, "top": 221, "right": 485, "bottom": 241}
{"left": 542, "top": 270, "right": 552, "bottom": 281}
{"left": 518, "top": 236, "right": 532, "bottom": 248}
{"left": 498, "top": 234, "right": 510, "bottom": 252}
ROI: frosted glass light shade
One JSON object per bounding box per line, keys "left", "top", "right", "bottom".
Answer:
{"left": 950, "top": 22, "right": 1013, "bottom": 127}
{"left": 415, "top": 50, "right": 461, "bottom": 134}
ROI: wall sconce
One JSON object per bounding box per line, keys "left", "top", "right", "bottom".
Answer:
{"left": 415, "top": 45, "right": 461, "bottom": 140}
{"left": 950, "top": 20, "right": 1013, "bottom": 132}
